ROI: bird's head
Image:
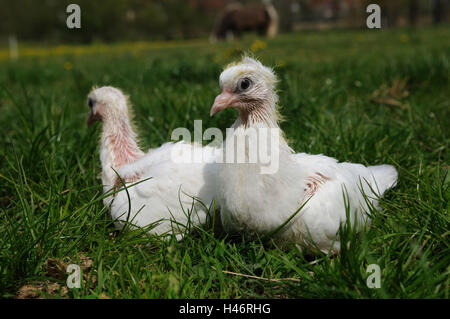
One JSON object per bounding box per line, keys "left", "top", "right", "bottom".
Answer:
{"left": 87, "top": 86, "right": 130, "bottom": 127}
{"left": 210, "top": 57, "right": 278, "bottom": 123}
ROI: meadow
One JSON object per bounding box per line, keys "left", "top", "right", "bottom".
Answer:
{"left": 0, "top": 26, "right": 448, "bottom": 298}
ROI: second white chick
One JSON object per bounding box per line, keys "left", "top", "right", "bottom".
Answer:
{"left": 87, "top": 86, "right": 218, "bottom": 240}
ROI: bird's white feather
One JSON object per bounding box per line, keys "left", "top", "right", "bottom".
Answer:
{"left": 112, "top": 142, "right": 218, "bottom": 238}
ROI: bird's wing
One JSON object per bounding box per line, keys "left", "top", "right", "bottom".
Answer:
{"left": 111, "top": 154, "right": 217, "bottom": 236}
{"left": 291, "top": 152, "right": 339, "bottom": 180}
{"left": 129, "top": 144, "right": 217, "bottom": 212}
{"left": 292, "top": 152, "right": 388, "bottom": 194}
{"left": 117, "top": 141, "right": 215, "bottom": 181}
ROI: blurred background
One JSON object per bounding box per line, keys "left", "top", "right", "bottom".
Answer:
{"left": 0, "top": 0, "right": 449, "bottom": 45}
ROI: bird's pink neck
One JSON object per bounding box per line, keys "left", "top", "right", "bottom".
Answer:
{"left": 233, "top": 101, "right": 293, "bottom": 156}
{"left": 236, "top": 103, "right": 279, "bottom": 129}
{"left": 100, "top": 115, "right": 144, "bottom": 187}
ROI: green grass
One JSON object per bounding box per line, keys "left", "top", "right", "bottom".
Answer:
{"left": 0, "top": 26, "right": 449, "bottom": 298}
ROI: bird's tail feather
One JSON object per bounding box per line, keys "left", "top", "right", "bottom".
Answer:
{"left": 368, "top": 164, "right": 398, "bottom": 195}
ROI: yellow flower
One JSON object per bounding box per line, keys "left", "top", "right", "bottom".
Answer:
{"left": 64, "top": 61, "right": 73, "bottom": 70}
{"left": 250, "top": 40, "right": 267, "bottom": 53}
{"left": 400, "top": 34, "right": 409, "bottom": 43}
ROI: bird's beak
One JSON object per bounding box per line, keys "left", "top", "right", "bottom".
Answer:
{"left": 86, "top": 109, "right": 101, "bottom": 128}
{"left": 210, "top": 90, "right": 238, "bottom": 117}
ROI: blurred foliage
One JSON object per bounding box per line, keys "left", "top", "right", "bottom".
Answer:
{"left": 0, "top": 0, "right": 221, "bottom": 43}
{"left": 0, "top": 0, "right": 448, "bottom": 44}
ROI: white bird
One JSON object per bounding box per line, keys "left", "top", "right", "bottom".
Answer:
{"left": 210, "top": 57, "right": 398, "bottom": 253}
{"left": 87, "top": 86, "right": 217, "bottom": 239}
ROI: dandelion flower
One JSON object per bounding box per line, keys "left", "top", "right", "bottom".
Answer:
{"left": 64, "top": 61, "right": 73, "bottom": 70}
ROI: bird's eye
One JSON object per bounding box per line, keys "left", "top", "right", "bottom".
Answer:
{"left": 238, "top": 78, "right": 251, "bottom": 91}
{"left": 88, "top": 98, "right": 94, "bottom": 108}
